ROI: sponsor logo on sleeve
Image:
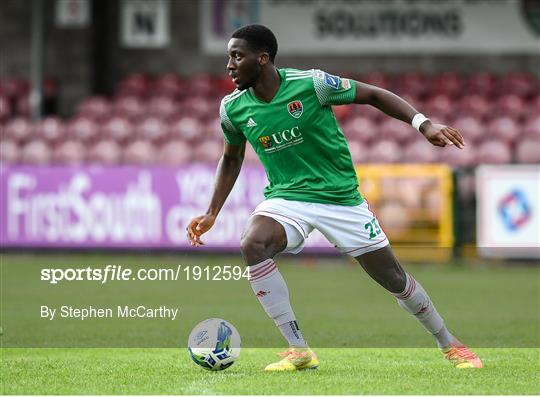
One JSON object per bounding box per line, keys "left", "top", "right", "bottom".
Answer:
{"left": 341, "top": 78, "right": 351, "bottom": 89}
{"left": 323, "top": 72, "right": 341, "bottom": 89}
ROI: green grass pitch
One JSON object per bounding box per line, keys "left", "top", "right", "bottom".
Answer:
{"left": 1, "top": 253, "right": 539, "bottom": 394}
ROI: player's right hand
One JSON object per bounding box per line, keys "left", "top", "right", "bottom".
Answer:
{"left": 186, "top": 214, "right": 216, "bottom": 246}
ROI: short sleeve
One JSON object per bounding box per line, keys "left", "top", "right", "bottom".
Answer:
{"left": 312, "top": 69, "right": 357, "bottom": 106}
{"left": 219, "top": 100, "right": 246, "bottom": 145}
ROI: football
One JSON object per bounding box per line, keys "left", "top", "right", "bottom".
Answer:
{"left": 187, "top": 318, "right": 241, "bottom": 371}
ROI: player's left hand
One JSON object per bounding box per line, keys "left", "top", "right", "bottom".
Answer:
{"left": 420, "top": 122, "right": 465, "bottom": 149}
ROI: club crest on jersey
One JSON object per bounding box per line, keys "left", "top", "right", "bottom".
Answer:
{"left": 287, "top": 101, "right": 303, "bottom": 119}
{"left": 259, "top": 135, "right": 272, "bottom": 149}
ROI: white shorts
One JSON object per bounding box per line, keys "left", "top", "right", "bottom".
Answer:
{"left": 251, "top": 198, "right": 389, "bottom": 257}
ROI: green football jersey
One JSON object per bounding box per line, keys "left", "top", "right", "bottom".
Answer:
{"left": 219, "top": 68, "right": 363, "bottom": 206}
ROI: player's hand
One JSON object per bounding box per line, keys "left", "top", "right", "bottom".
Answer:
{"left": 420, "top": 122, "right": 465, "bottom": 149}
{"left": 186, "top": 214, "right": 216, "bottom": 247}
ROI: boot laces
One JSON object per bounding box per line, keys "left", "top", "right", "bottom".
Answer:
{"left": 445, "top": 345, "right": 477, "bottom": 362}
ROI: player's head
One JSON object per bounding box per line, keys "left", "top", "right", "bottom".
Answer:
{"left": 227, "top": 24, "right": 278, "bottom": 90}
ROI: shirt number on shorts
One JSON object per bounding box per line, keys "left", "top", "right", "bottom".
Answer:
{"left": 364, "top": 218, "right": 382, "bottom": 240}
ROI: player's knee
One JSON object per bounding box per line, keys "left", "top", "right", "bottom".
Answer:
{"left": 240, "top": 233, "right": 286, "bottom": 264}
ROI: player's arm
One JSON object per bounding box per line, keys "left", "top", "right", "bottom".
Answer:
{"left": 186, "top": 141, "right": 245, "bottom": 246}
{"left": 353, "top": 82, "right": 465, "bottom": 149}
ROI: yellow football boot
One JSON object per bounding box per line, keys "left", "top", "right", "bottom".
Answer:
{"left": 264, "top": 347, "right": 319, "bottom": 372}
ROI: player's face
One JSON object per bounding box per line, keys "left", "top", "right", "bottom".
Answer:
{"left": 227, "top": 38, "right": 263, "bottom": 90}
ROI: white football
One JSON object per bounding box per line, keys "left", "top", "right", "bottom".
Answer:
{"left": 187, "top": 318, "right": 241, "bottom": 371}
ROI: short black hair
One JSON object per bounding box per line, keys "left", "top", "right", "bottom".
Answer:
{"left": 231, "top": 24, "right": 278, "bottom": 63}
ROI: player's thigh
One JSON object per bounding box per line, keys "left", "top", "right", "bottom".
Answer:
{"left": 315, "top": 201, "right": 389, "bottom": 257}
{"left": 249, "top": 198, "right": 314, "bottom": 255}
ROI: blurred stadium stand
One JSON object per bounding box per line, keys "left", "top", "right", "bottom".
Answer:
{"left": 1, "top": 72, "right": 538, "bottom": 166}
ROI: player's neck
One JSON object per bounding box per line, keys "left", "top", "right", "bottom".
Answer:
{"left": 251, "top": 66, "right": 281, "bottom": 103}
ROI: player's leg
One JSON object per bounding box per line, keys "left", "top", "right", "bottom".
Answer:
{"left": 355, "top": 246, "right": 482, "bottom": 368}
{"left": 241, "top": 214, "right": 318, "bottom": 371}
{"left": 314, "top": 201, "right": 482, "bottom": 368}
{"left": 355, "top": 246, "right": 454, "bottom": 345}
{"left": 242, "top": 215, "right": 306, "bottom": 347}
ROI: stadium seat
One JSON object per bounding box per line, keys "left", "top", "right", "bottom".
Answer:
{"left": 77, "top": 96, "right": 110, "bottom": 121}
{"left": 497, "top": 72, "right": 536, "bottom": 98}
{"left": 466, "top": 73, "right": 495, "bottom": 97}
{"left": 431, "top": 72, "right": 462, "bottom": 98}
{"left": 117, "top": 73, "right": 150, "bottom": 97}
{"left": 359, "top": 72, "right": 392, "bottom": 90}
{"left": 187, "top": 74, "right": 213, "bottom": 97}
{"left": 395, "top": 72, "right": 428, "bottom": 99}
{"left": 379, "top": 118, "right": 411, "bottom": 143}
{"left": 151, "top": 73, "right": 183, "bottom": 98}
{"left": 168, "top": 115, "right": 203, "bottom": 142}
{"left": 451, "top": 115, "right": 484, "bottom": 143}
{"left": 523, "top": 115, "right": 540, "bottom": 139}
{"left": 215, "top": 74, "right": 236, "bottom": 95}
{"left": 67, "top": 116, "right": 99, "bottom": 143}
{"left": 147, "top": 95, "right": 178, "bottom": 120}
{"left": 403, "top": 139, "right": 440, "bottom": 163}
{"left": 181, "top": 95, "right": 215, "bottom": 120}
{"left": 459, "top": 94, "right": 489, "bottom": 120}
{"left": 193, "top": 139, "right": 223, "bottom": 164}
{"left": 100, "top": 115, "right": 133, "bottom": 143}
{"left": 496, "top": 94, "right": 525, "bottom": 120}
{"left": 0, "top": 139, "right": 20, "bottom": 163}
{"left": 53, "top": 140, "right": 85, "bottom": 165}
{"left": 424, "top": 94, "right": 452, "bottom": 122}
{"left": 515, "top": 139, "right": 540, "bottom": 163}
{"left": 368, "top": 140, "right": 403, "bottom": 163}
{"left": 123, "top": 140, "right": 157, "bottom": 165}
{"left": 343, "top": 116, "right": 377, "bottom": 143}
{"left": 0, "top": 95, "right": 11, "bottom": 121}
{"left": 0, "top": 77, "right": 28, "bottom": 99}
{"left": 34, "top": 116, "right": 65, "bottom": 144}
{"left": 477, "top": 140, "right": 512, "bottom": 164}
{"left": 5, "top": 117, "right": 33, "bottom": 143}
{"left": 135, "top": 116, "right": 168, "bottom": 143}
{"left": 158, "top": 140, "right": 192, "bottom": 165}
{"left": 113, "top": 95, "right": 145, "bottom": 120}
{"left": 347, "top": 140, "right": 369, "bottom": 163}
{"left": 442, "top": 144, "right": 476, "bottom": 167}
{"left": 526, "top": 96, "right": 540, "bottom": 119}
{"left": 15, "top": 95, "right": 30, "bottom": 117}
{"left": 88, "top": 139, "right": 122, "bottom": 165}
{"left": 20, "top": 139, "right": 51, "bottom": 165}
{"left": 488, "top": 116, "right": 520, "bottom": 144}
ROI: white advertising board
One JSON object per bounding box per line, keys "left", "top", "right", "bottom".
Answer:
{"left": 200, "top": 0, "right": 540, "bottom": 54}
{"left": 477, "top": 165, "right": 540, "bottom": 259}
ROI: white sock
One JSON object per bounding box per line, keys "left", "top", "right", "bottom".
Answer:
{"left": 249, "top": 259, "right": 307, "bottom": 348}
{"left": 394, "top": 273, "right": 455, "bottom": 348}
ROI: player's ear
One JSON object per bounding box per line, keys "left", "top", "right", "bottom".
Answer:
{"left": 258, "top": 52, "right": 269, "bottom": 66}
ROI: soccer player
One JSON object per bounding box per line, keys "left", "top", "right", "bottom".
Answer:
{"left": 187, "top": 24, "right": 483, "bottom": 371}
